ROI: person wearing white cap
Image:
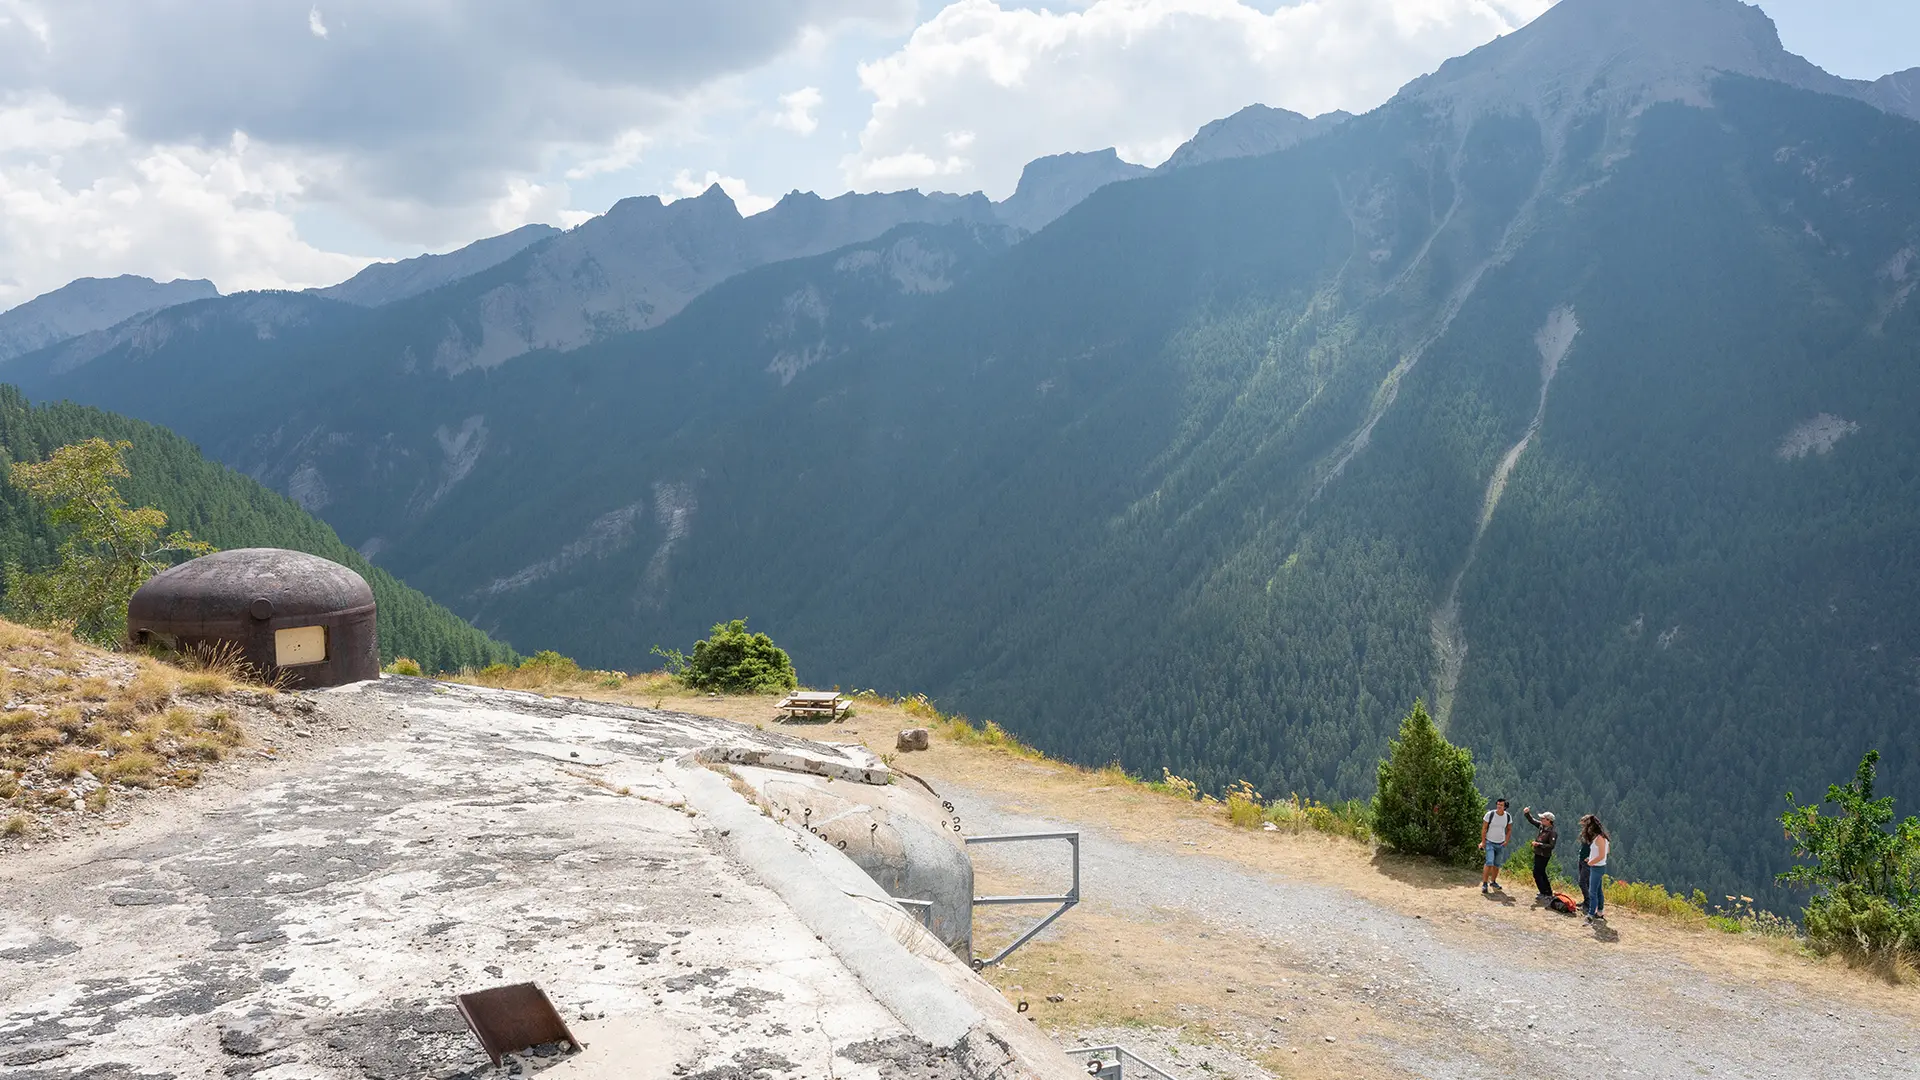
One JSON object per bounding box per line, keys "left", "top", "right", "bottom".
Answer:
{"left": 1522, "top": 806, "right": 1557, "bottom": 901}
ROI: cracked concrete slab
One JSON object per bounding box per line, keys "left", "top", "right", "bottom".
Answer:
{"left": 0, "top": 678, "right": 1076, "bottom": 1079}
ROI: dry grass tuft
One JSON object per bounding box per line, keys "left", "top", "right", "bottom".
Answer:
{"left": 46, "top": 748, "right": 102, "bottom": 779}
{"left": 2, "top": 813, "right": 26, "bottom": 837}
{"left": 100, "top": 750, "right": 162, "bottom": 788}
{"left": 451, "top": 652, "right": 638, "bottom": 695}
{"left": 177, "top": 672, "right": 233, "bottom": 697}
{"left": 0, "top": 619, "right": 263, "bottom": 835}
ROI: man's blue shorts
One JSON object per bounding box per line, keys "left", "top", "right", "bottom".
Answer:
{"left": 1484, "top": 842, "right": 1507, "bottom": 866}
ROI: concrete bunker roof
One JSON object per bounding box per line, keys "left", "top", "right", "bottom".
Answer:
{"left": 130, "top": 548, "right": 374, "bottom": 625}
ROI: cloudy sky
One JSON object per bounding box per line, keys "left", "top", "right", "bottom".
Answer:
{"left": 0, "top": 0, "right": 1913, "bottom": 310}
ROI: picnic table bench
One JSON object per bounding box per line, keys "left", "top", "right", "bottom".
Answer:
{"left": 775, "top": 690, "right": 850, "bottom": 722}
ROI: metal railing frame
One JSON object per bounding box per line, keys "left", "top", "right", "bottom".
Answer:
{"left": 964, "top": 830, "right": 1079, "bottom": 969}
{"left": 1064, "top": 1045, "right": 1178, "bottom": 1080}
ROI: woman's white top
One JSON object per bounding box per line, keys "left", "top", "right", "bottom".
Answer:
{"left": 1589, "top": 835, "right": 1610, "bottom": 866}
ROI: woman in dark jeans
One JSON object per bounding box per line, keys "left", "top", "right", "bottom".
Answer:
{"left": 1522, "top": 807, "right": 1557, "bottom": 899}
{"left": 1582, "top": 816, "right": 1612, "bottom": 922}
{"left": 1575, "top": 814, "right": 1595, "bottom": 910}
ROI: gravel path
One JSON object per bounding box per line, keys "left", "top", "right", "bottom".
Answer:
{"left": 947, "top": 785, "right": 1920, "bottom": 1080}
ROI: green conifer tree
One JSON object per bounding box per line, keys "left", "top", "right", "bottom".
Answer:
{"left": 1373, "top": 700, "right": 1484, "bottom": 864}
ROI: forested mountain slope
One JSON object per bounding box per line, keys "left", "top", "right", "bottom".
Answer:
{"left": 0, "top": 387, "right": 511, "bottom": 673}
{"left": 367, "top": 5, "right": 1916, "bottom": 902}
{"left": 10, "top": 0, "right": 1919, "bottom": 902}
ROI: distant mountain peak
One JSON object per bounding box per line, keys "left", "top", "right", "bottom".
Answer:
{"left": 312, "top": 222, "right": 559, "bottom": 307}
{"left": 1160, "top": 105, "right": 1350, "bottom": 171}
{"left": 0, "top": 275, "right": 218, "bottom": 364}
{"left": 1399, "top": 0, "right": 1915, "bottom": 123}
{"left": 692, "top": 182, "right": 737, "bottom": 207}
{"left": 996, "top": 148, "right": 1150, "bottom": 232}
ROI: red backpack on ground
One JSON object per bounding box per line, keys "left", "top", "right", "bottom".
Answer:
{"left": 1549, "top": 892, "right": 1578, "bottom": 914}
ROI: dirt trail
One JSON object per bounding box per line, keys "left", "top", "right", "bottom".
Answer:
{"left": 947, "top": 777, "right": 1919, "bottom": 1080}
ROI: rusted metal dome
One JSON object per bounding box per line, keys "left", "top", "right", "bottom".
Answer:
{"left": 128, "top": 548, "right": 379, "bottom": 689}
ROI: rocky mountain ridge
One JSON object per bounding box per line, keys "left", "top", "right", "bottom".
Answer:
{"left": 1160, "top": 104, "right": 1352, "bottom": 170}
{"left": 311, "top": 222, "right": 560, "bottom": 307}
{"left": 0, "top": 275, "right": 217, "bottom": 363}
{"left": 996, "top": 149, "right": 1151, "bottom": 232}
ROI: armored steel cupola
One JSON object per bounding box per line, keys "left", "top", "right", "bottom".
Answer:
{"left": 127, "top": 548, "right": 379, "bottom": 689}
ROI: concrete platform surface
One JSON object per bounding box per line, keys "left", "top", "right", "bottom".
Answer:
{"left": 0, "top": 678, "right": 1077, "bottom": 1079}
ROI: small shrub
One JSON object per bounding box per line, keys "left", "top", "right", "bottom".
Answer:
{"left": 1781, "top": 750, "right": 1920, "bottom": 971}
{"left": 2, "top": 438, "right": 212, "bottom": 644}
{"left": 1262, "top": 794, "right": 1375, "bottom": 843}
{"left": 519, "top": 650, "right": 580, "bottom": 679}
{"left": 932, "top": 714, "right": 1043, "bottom": 759}
{"left": 900, "top": 694, "right": 941, "bottom": 721}
{"left": 1225, "top": 781, "right": 1264, "bottom": 828}
{"left": 84, "top": 786, "right": 109, "bottom": 812}
{"left": 384, "top": 657, "right": 424, "bottom": 677}
{"left": 1152, "top": 768, "right": 1201, "bottom": 801}
{"left": 1, "top": 814, "right": 25, "bottom": 837}
{"left": 1607, "top": 878, "right": 1709, "bottom": 926}
{"left": 662, "top": 619, "right": 798, "bottom": 694}
{"left": 1372, "top": 700, "right": 1484, "bottom": 864}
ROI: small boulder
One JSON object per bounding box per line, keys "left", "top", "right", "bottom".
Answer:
{"left": 895, "top": 728, "right": 930, "bottom": 752}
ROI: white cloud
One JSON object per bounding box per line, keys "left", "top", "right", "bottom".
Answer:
{"left": 0, "top": 97, "right": 370, "bottom": 307}
{"left": 488, "top": 177, "right": 592, "bottom": 232}
{"left": 0, "top": 1, "right": 50, "bottom": 49}
{"left": 0, "top": 0, "right": 913, "bottom": 302}
{"left": 844, "top": 0, "right": 1553, "bottom": 196}
{"left": 772, "top": 86, "right": 824, "bottom": 135}
{"left": 565, "top": 129, "right": 649, "bottom": 181}
{"left": 669, "top": 169, "right": 776, "bottom": 216}
{"left": 857, "top": 151, "right": 970, "bottom": 184}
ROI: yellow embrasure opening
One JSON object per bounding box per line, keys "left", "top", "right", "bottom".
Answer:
{"left": 274, "top": 625, "right": 328, "bottom": 666}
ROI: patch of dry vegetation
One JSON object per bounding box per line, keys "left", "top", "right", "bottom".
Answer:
{"left": 0, "top": 619, "right": 259, "bottom": 843}
{"left": 448, "top": 651, "right": 655, "bottom": 695}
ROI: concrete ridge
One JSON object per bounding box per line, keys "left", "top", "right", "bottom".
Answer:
{"left": 671, "top": 759, "right": 1080, "bottom": 1080}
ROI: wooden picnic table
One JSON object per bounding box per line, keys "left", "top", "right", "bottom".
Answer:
{"left": 775, "top": 691, "right": 849, "bottom": 722}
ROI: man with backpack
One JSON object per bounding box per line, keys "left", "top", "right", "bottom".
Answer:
{"left": 1479, "top": 797, "right": 1514, "bottom": 894}
{"left": 1522, "top": 806, "right": 1556, "bottom": 901}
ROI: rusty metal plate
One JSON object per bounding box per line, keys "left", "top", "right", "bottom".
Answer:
{"left": 454, "top": 982, "right": 580, "bottom": 1065}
